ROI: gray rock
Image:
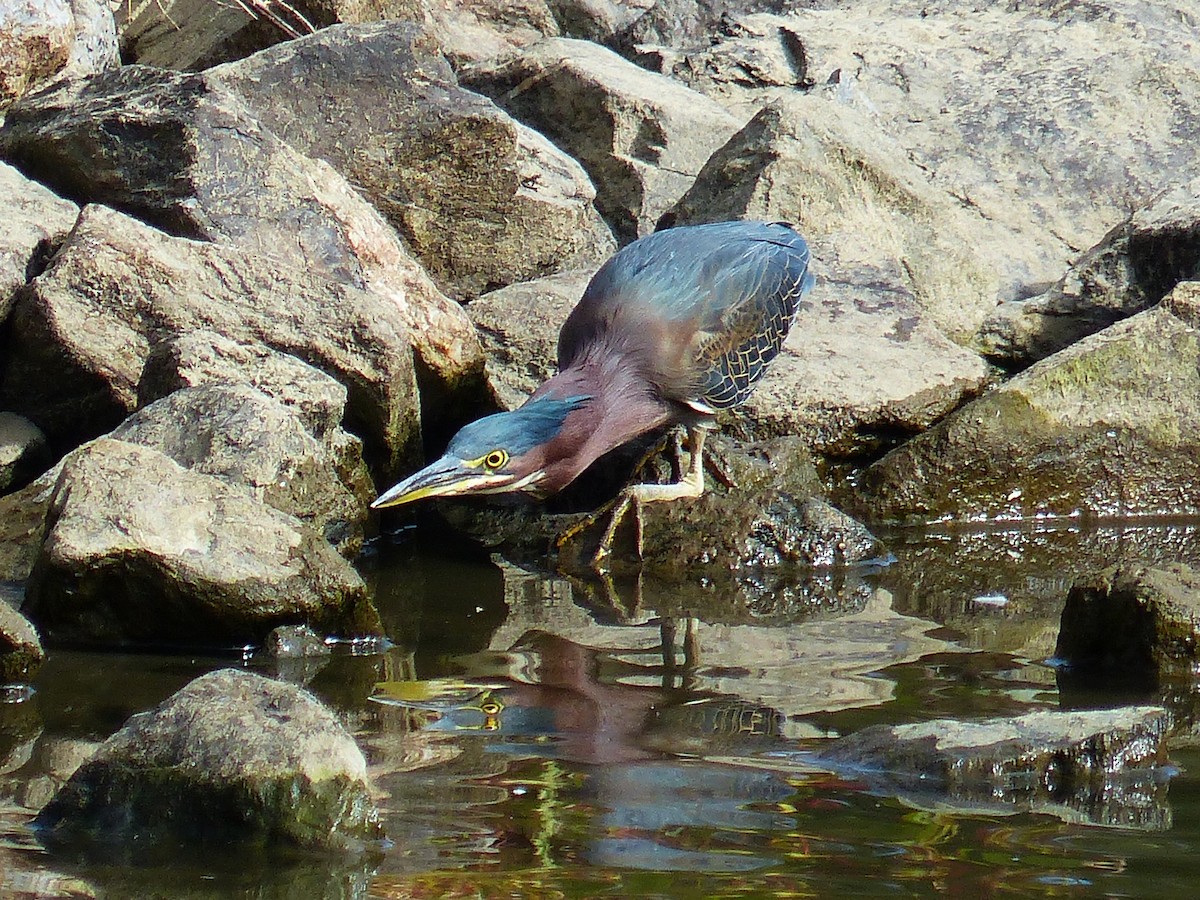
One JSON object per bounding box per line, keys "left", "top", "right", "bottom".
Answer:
{"left": 468, "top": 270, "right": 592, "bottom": 410}
{"left": 0, "top": 413, "right": 47, "bottom": 494}
{"left": 462, "top": 37, "right": 742, "bottom": 242}
{"left": 0, "top": 161, "right": 78, "bottom": 322}
{"left": 61, "top": 0, "right": 118, "bottom": 82}
{"left": 35, "top": 668, "right": 382, "bottom": 850}
{"left": 113, "top": 0, "right": 291, "bottom": 69}
{"left": 1, "top": 204, "right": 422, "bottom": 477}
{"left": 137, "top": 330, "right": 349, "bottom": 441}
{"left": 212, "top": 23, "right": 616, "bottom": 300}
{"left": 858, "top": 282, "right": 1200, "bottom": 524}
{"left": 421, "top": 0, "right": 560, "bottom": 68}
{"left": 110, "top": 384, "right": 368, "bottom": 557}
{"left": 979, "top": 183, "right": 1200, "bottom": 367}
{"left": 1056, "top": 564, "right": 1200, "bottom": 677}
{"left": 0, "top": 63, "right": 483, "bottom": 405}
{"left": 547, "top": 0, "right": 644, "bottom": 42}
{"left": 0, "top": 0, "right": 72, "bottom": 110}
{"left": 820, "top": 706, "right": 1172, "bottom": 829}
{"left": 23, "top": 439, "right": 381, "bottom": 646}
{"left": 263, "top": 625, "right": 331, "bottom": 660}
{"left": 0, "top": 600, "right": 43, "bottom": 682}
{"left": 0, "top": 470, "right": 57, "bottom": 584}
{"left": 614, "top": 0, "right": 786, "bottom": 59}
{"left": 657, "top": 12, "right": 810, "bottom": 96}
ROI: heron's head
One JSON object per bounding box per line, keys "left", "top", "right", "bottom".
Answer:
{"left": 371, "top": 395, "right": 591, "bottom": 509}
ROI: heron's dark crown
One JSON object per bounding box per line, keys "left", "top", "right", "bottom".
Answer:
{"left": 445, "top": 395, "right": 591, "bottom": 458}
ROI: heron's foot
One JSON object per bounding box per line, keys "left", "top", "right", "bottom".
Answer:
{"left": 591, "top": 489, "right": 642, "bottom": 570}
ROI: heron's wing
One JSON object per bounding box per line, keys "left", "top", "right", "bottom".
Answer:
{"left": 690, "top": 227, "right": 814, "bottom": 411}
{"left": 558, "top": 222, "right": 815, "bottom": 409}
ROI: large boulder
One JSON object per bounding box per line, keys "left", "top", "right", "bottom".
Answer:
{"left": 109, "top": 384, "right": 369, "bottom": 556}
{"left": 979, "top": 183, "right": 1200, "bottom": 367}
{"left": 462, "top": 37, "right": 742, "bottom": 242}
{"left": 35, "top": 669, "right": 382, "bottom": 850}
{"left": 0, "top": 161, "right": 78, "bottom": 322}
{"left": 858, "top": 282, "right": 1200, "bottom": 524}
{"left": 0, "top": 64, "right": 483, "bottom": 404}
{"left": 0, "top": 204, "right": 422, "bottom": 475}
{"left": 212, "top": 23, "right": 616, "bottom": 300}
{"left": 23, "top": 439, "right": 381, "bottom": 646}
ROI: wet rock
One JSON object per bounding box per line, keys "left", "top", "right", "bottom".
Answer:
{"left": 212, "top": 23, "right": 615, "bottom": 301}
{"left": 0, "top": 161, "right": 78, "bottom": 322}
{"left": 0, "top": 600, "right": 42, "bottom": 681}
{"left": 979, "top": 183, "right": 1200, "bottom": 367}
{"left": 0, "top": 413, "right": 47, "bottom": 494}
{"left": 664, "top": 95, "right": 993, "bottom": 457}
{"left": 110, "top": 384, "right": 368, "bottom": 557}
{"left": 858, "top": 282, "right": 1200, "bottom": 524}
{"left": 35, "top": 668, "right": 383, "bottom": 851}
{"left": 0, "top": 204, "right": 421, "bottom": 475}
{"left": 820, "top": 706, "right": 1172, "bottom": 829}
{"left": 263, "top": 625, "right": 332, "bottom": 660}
{"left": 468, "top": 270, "right": 591, "bottom": 410}
{"left": 0, "top": 63, "right": 482, "bottom": 406}
{"left": 23, "top": 439, "right": 381, "bottom": 647}
{"left": 1056, "top": 564, "right": 1200, "bottom": 678}
{"left": 462, "top": 37, "right": 741, "bottom": 242}
{"left": 0, "top": 0, "right": 72, "bottom": 110}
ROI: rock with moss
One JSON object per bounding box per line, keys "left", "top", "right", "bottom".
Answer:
{"left": 858, "top": 282, "right": 1200, "bottom": 524}
{"left": 1056, "top": 564, "right": 1200, "bottom": 678}
{"left": 35, "top": 668, "right": 383, "bottom": 851}
{"left": 23, "top": 439, "right": 381, "bottom": 647}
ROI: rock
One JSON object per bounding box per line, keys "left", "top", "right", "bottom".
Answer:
{"left": 109, "top": 384, "right": 368, "bottom": 556}
{"left": 1, "top": 204, "right": 421, "bottom": 476}
{"left": 819, "top": 706, "right": 1172, "bottom": 828}
{"left": 60, "top": 0, "right": 118, "bottom": 82}
{"left": 0, "top": 161, "right": 78, "bottom": 322}
{"left": 0, "top": 600, "right": 43, "bottom": 681}
{"left": 468, "top": 270, "right": 592, "bottom": 410}
{"left": 657, "top": 12, "right": 810, "bottom": 97}
{"left": 1056, "top": 564, "right": 1200, "bottom": 678}
{"left": 212, "top": 23, "right": 616, "bottom": 301}
{"left": 137, "top": 331, "right": 350, "bottom": 441}
{"left": 0, "top": 413, "right": 47, "bottom": 494}
{"left": 978, "top": 183, "right": 1200, "bottom": 367}
{"left": 462, "top": 37, "right": 742, "bottom": 242}
{"left": 547, "top": 0, "right": 644, "bottom": 43}
{"left": 422, "top": 0, "right": 560, "bottom": 68}
{"left": 35, "top": 669, "right": 382, "bottom": 851}
{"left": 0, "top": 64, "right": 483, "bottom": 405}
{"left": 263, "top": 625, "right": 331, "bottom": 660}
{"left": 858, "top": 282, "right": 1200, "bottom": 524}
{"left": 23, "top": 439, "right": 381, "bottom": 646}
{"left": 0, "top": 0, "right": 72, "bottom": 110}
{"left": 613, "top": 0, "right": 786, "bottom": 60}
{"left": 113, "top": 0, "right": 291, "bottom": 69}
{"left": 0, "top": 471, "right": 57, "bottom": 584}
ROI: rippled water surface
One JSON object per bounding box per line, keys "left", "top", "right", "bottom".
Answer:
{"left": 4, "top": 521, "right": 1200, "bottom": 897}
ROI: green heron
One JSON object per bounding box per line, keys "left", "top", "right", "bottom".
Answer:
{"left": 372, "top": 220, "right": 815, "bottom": 550}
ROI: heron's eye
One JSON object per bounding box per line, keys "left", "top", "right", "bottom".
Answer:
{"left": 484, "top": 449, "right": 508, "bottom": 470}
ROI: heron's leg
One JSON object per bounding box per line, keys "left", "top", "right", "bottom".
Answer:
{"left": 628, "top": 425, "right": 708, "bottom": 504}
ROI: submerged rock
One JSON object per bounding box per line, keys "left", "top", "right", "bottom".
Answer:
{"left": 23, "top": 440, "right": 381, "bottom": 647}
{"left": 859, "top": 282, "right": 1200, "bottom": 524}
{"left": 1056, "top": 564, "right": 1200, "bottom": 678}
{"left": 821, "top": 706, "right": 1173, "bottom": 829}
{"left": 35, "top": 669, "right": 383, "bottom": 851}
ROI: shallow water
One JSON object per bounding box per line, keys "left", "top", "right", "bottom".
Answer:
{"left": 4, "top": 520, "right": 1200, "bottom": 898}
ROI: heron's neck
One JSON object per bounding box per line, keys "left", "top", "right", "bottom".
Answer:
{"left": 529, "top": 350, "right": 672, "bottom": 490}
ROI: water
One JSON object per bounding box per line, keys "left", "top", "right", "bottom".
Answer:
{"left": 3, "top": 521, "right": 1200, "bottom": 897}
